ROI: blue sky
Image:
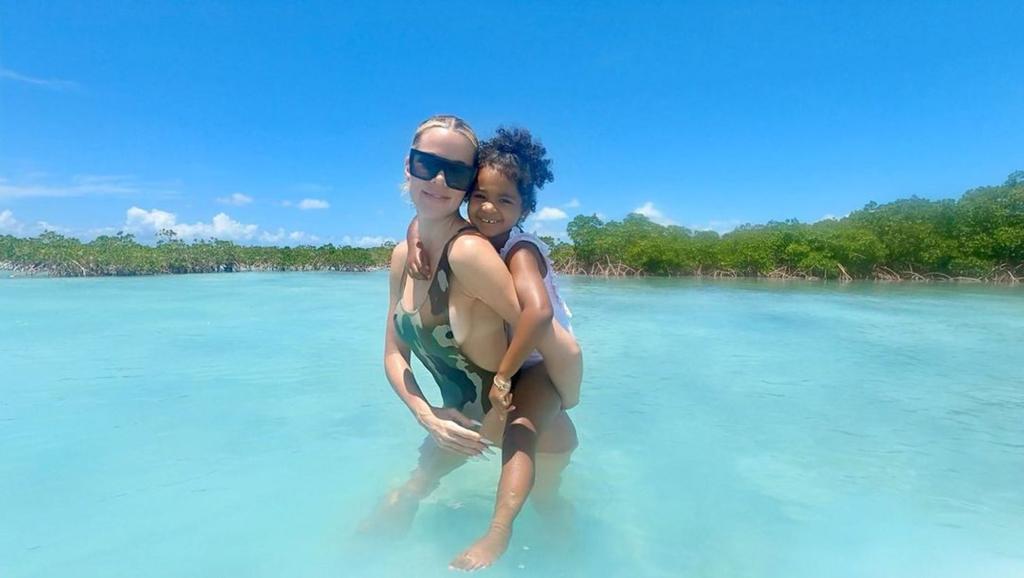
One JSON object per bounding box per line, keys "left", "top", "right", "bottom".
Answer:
{"left": 1, "top": 1, "right": 1022, "bottom": 246}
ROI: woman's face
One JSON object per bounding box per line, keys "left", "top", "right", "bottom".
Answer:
{"left": 405, "top": 127, "right": 477, "bottom": 219}
{"left": 468, "top": 166, "right": 523, "bottom": 239}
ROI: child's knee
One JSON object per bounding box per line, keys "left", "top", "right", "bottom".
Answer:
{"left": 504, "top": 419, "right": 540, "bottom": 453}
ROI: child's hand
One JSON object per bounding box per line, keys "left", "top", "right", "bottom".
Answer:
{"left": 488, "top": 375, "right": 515, "bottom": 421}
{"left": 405, "top": 217, "right": 431, "bottom": 280}
{"left": 407, "top": 240, "right": 432, "bottom": 280}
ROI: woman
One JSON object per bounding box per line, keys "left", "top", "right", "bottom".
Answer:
{"left": 365, "top": 115, "right": 577, "bottom": 571}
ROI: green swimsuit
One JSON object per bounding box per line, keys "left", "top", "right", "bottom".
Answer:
{"left": 393, "top": 226, "right": 496, "bottom": 413}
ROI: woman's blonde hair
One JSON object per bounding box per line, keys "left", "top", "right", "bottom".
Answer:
{"left": 411, "top": 114, "right": 479, "bottom": 150}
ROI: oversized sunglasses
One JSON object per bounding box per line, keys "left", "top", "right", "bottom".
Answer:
{"left": 408, "top": 148, "right": 477, "bottom": 192}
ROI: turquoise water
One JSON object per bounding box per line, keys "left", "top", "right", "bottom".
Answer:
{"left": 1, "top": 273, "right": 1022, "bottom": 578}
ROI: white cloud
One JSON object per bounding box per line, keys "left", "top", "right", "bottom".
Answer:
{"left": 87, "top": 226, "right": 120, "bottom": 237}
{"left": 298, "top": 198, "right": 330, "bottom": 210}
{"left": 259, "top": 229, "right": 287, "bottom": 243}
{"left": 0, "top": 174, "right": 142, "bottom": 200}
{"left": 0, "top": 209, "right": 23, "bottom": 234}
{"left": 217, "top": 193, "right": 253, "bottom": 206}
{"left": 816, "top": 212, "right": 850, "bottom": 222}
{"left": 177, "top": 213, "right": 260, "bottom": 239}
{"left": 0, "top": 67, "right": 79, "bottom": 90}
{"left": 522, "top": 220, "right": 569, "bottom": 241}
{"left": 123, "top": 207, "right": 327, "bottom": 245}
{"left": 533, "top": 207, "right": 568, "bottom": 221}
{"left": 126, "top": 207, "right": 177, "bottom": 232}
{"left": 341, "top": 235, "right": 395, "bottom": 248}
{"left": 125, "top": 207, "right": 259, "bottom": 240}
{"left": 689, "top": 219, "right": 744, "bottom": 234}
{"left": 35, "top": 221, "right": 74, "bottom": 235}
{"left": 632, "top": 201, "right": 678, "bottom": 226}
{"left": 564, "top": 198, "right": 581, "bottom": 208}
{"left": 3, "top": 205, "right": 325, "bottom": 246}
{"left": 289, "top": 231, "right": 321, "bottom": 243}
{"left": 595, "top": 212, "right": 607, "bottom": 222}
{"left": 0, "top": 211, "right": 76, "bottom": 237}
{"left": 260, "top": 229, "right": 320, "bottom": 244}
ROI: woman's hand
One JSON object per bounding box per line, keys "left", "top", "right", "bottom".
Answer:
{"left": 420, "top": 407, "right": 494, "bottom": 456}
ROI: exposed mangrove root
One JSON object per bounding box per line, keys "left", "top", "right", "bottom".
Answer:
{"left": 873, "top": 265, "right": 902, "bottom": 281}
{"left": 5, "top": 257, "right": 1021, "bottom": 283}
{"left": 836, "top": 262, "right": 853, "bottom": 282}
{"left": 901, "top": 265, "right": 927, "bottom": 281}
{"left": 584, "top": 257, "right": 643, "bottom": 277}
{"left": 550, "top": 256, "right": 644, "bottom": 276}
{"left": 991, "top": 264, "right": 1020, "bottom": 284}
{"left": 0, "top": 260, "right": 384, "bottom": 277}
{"left": 765, "top": 266, "right": 834, "bottom": 281}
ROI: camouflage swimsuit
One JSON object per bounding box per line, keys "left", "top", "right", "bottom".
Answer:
{"left": 393, "top": 226, "right": 496, "bottom": 414}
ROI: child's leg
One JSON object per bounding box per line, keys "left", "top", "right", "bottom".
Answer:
{"left": 449, "top": 363, "right": 565, "bottom": 570}
{"left": 533, "top": 414, "right": 577, "bottom": 523}
{"left": 538, "top": 321, "right": 583, "bottom": 408}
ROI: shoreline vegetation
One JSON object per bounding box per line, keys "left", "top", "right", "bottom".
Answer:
{"left": 3, "top": 172, "right": 1022, "bottom": 283}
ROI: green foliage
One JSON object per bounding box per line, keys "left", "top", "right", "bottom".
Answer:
{"left": 0, "top": 233, "right": 389, "bottom": 276}
{"left": 4, "top": 172, "right": 1022, "bottom": 281}
{"left": 563, "top": 172, "right": 1024, "bottom": 280}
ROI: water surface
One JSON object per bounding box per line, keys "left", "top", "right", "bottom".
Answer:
{"left": 1, "top": 273, "right": 1022, "bottom": 577}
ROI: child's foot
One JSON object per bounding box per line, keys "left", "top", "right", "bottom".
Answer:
{"left": 356, "top": 487, "right": 422, "bottom": 537}
{"left": 448, "top": 524, "right": 512, "bottom": 571}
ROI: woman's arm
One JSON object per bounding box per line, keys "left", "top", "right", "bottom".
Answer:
{"left": 448, "top": 234, "right": 526, "bottom": 416}
{"left": 447, "top": 234, "right": 522, "bottom": 328}
{"left": 383, "top": 242, "right": 429, "bottom": 419}
{"left": 384, "top": 242, "right": 488, "bottom": 455}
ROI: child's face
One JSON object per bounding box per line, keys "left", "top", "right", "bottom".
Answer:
{"left": 467, "top": 166, "right": 523, "bottom": 238}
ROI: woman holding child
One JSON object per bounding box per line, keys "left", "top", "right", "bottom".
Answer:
{"left": 365, "top": 115, "right": 582, "bottom": 570}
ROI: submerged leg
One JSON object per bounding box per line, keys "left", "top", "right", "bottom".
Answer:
{"left": 531, "top": 427, "right": 576, "bottom": 530}
{"left": 449, "top": 363, "right": 573, "bottom": 570}
{"left": 359, "top": 436, "right": 469, "bottom": 536}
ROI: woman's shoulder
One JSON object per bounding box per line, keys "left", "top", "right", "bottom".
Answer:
{"left": 448, "top": 229, "right": 493, "bottom": 260}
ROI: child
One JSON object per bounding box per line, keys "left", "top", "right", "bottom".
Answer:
{"left": 405, "top": 127, "right": 582, "bottom": 570}
{"left": 405, "top": 127, "right": 582, "bottom": 419}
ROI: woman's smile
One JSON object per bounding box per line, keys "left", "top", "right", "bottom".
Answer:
{"left": 419, "top": 188, "right": 452, "bottom": 202}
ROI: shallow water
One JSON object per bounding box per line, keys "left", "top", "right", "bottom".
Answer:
{"left": 1, "top": 273, "right": 1022, "bottom": 578}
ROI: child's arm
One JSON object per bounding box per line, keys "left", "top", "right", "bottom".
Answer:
{"left": 404, "top": 217, "right": 432, "bottom": 280}
{"left": 488, "top": 242, "right": 556, "bottom": 414}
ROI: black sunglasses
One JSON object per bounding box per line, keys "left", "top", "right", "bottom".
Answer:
{"left": 408, "top": 148, "right": 477, "bottom": 192}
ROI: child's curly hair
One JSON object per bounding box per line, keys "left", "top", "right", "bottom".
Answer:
{"left": 475, "top": 127, "right": 554, "bottom": 219}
